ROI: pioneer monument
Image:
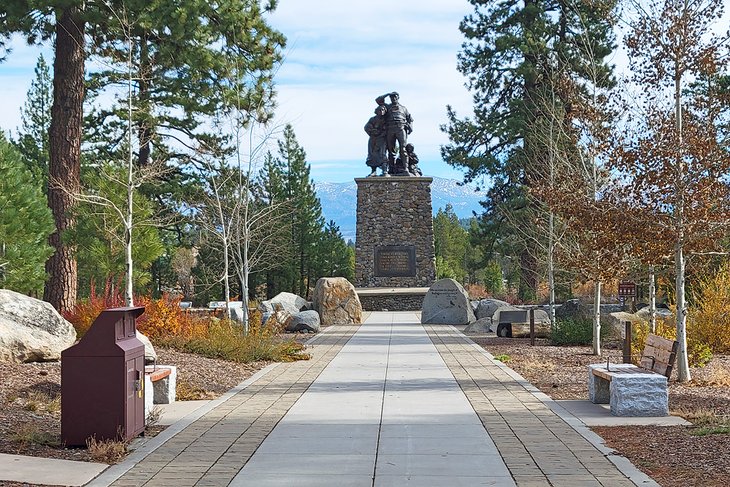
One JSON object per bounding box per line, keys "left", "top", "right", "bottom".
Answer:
{"left": 355, "top": 92, "right": 436, "bottom": 310}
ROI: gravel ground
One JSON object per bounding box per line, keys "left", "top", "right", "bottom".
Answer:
{"left": 3, "top": 325, "right": 728, "bottom": 487}
{"left": 0, "top": 348, "right": 268, "bottom": 464}
{"left": 471, "top": 334, "right": 730, "bottom": 487}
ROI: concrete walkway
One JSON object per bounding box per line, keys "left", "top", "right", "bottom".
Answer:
{"left": 96, "top": 312, "right": 655, "bottom": 487}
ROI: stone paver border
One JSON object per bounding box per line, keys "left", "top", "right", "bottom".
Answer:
{"left": 424, "top": 324, "right": 659, "bottom": 487}
{"left": 89, "top": 325, "right": 359, "bottom": 487}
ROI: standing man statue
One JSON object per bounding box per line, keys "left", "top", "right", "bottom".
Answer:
{"left": 376, "top": 92, "right": 413, "bottom": 172}
{"left": 364, "top": 105, "right": 388, "bottom": 176}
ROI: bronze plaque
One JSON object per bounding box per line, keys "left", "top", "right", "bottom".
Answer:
{"left": 375, "top": 246, "right": 416, "bottom": 277}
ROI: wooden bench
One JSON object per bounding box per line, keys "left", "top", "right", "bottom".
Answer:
{"left": 588, "top": 334, "right": 678, "bottom": 417}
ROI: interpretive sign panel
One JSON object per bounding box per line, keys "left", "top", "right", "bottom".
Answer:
{"left": 374, "top": 246, "right": 416, "bottom": 277}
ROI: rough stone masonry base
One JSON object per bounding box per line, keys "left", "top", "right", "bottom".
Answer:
{"left": 588, "top": 364, "right": 668, "bottom": 417}
{"left": 354, "top": 176, "right": 435, "bottom": 288}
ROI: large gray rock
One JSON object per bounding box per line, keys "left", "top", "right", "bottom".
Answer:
{"left": 421, "top": 279, "right": 476, "bottom": 325}
{"left": 312, "top": 278, "right": 362, "bottom": 326}
{"left": 136, "top": 331, "right": 157, "bottom": 362}
{"left": 556, "top": 299, "right": 589, "bottom": 319}
{"left": 474, "top": 298, "right": 512, "bottom": 320}
{"left": 464, "top": 317, "right": 493, "bottom": 334}
{"left": 0, "top": 290, "right": 77, "bottom": 363}
{"left": 258, "top": 292, "right": 309, "bottom": 316}
{"left": 285, "top": 310, "right": 321, "bottom": 333}
{"left": 635, "top": 306, "right": 673, "bottom": 321}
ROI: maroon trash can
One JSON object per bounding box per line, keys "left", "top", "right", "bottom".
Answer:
{"left": 61, "top": 307, "right": 146, "bottom": 447}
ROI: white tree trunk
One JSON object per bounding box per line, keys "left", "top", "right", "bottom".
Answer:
{"left": 675, "top": 246, "right": 691, "bottom": 381}
{"left": 674, "top": 57, "right": 691, "bottom": 382}
{"left": 548, "top": 212, "right": 556, "bottom": 330}
{"left": 649, "top": 265, "right": 656, "bottom": 333}
{"left": 593, "top": 281, "right": 602, "bottom": 356}
{"left": 222, "top": 238, "right": 231, "bottom": 320}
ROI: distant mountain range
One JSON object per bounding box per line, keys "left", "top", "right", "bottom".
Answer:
{"left": 316, "top": 177, "right": 484, "bottom": 240}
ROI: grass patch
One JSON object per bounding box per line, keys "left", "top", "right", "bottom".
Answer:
{"left": 158, "top": 318, "right": 310, "bottom": 364}
{"left": 672, "top": 407, "right": 728, "bottom": 426}
{"left": 690, "top": 425, "right": 730, "bottom": 437}
{"left": 493, "top": 354, "right": 511, "bottom": 363}
{"left": 11, "top": 424, "right": 60, "bottom": 448}
{"left": 23, "top": 391, "right": 61, "bottom": 413}
{"left": 176, "top": 379, "right": 217, "bottom": 401}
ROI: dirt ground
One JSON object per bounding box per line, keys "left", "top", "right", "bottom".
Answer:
{"left": 2, "top": 329, "right": 729, "bottom": 487}
{"left": 0, "top": 348, "right": 267, "bottom": 465}
{"left": 473, "top": 336, "right": 730, "bottom": 487}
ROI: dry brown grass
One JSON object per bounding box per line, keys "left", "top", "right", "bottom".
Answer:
{"left": 176, "top": 379, "right": 217, "bottom": 401}
{"left": 86, "top": 436, "right": 128, "bottom": 464}
{"left": 698, "top": 366, "right": 730, "bottom": 387}
{"left": 22, "top": 391, "right": 60, "bottom": 413}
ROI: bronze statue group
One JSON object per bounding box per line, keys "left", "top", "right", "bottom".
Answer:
{"left": 365, "top": 92, "right": 422, "bottom": 177}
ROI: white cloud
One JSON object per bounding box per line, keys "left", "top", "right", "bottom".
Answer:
{"left": 268, "top": 1, "right": 475, "bottom": 182}
{"left": 0, "top": 2, "right": 476, "bottom": 183}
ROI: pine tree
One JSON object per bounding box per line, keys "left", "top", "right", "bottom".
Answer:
{"left": 14, "top": 53, "right": 52, "bottom": 185}
{"left": 1, "top": 2, "right": 87, "bottom": 311}
{"left": 0, "top": 135, "right": 54, "bottom": 294}
{"left": 85, "top": 0, "right": 285, "bottom": 169}
{"left": 278, "top": 125, "right": 325, "bottom": 297}
{"left": 442, "top": 0, "right": 617, "bottom": 299}
{"left": 433, "top": 204, "right": 469, "bottom": 282}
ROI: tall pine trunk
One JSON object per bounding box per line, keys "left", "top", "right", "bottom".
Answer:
{"left": 44, "top": 6, "right": 85, "bottom": 312}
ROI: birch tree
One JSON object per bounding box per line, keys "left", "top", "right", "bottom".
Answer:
{"left": 609, "top": 0, "right": 730, "bottom": 381}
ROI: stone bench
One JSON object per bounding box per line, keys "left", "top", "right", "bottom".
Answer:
{"left": 588, "top": 334, "right": 678, "bottom": 417}
{"left": 144, "top": 365, "right": 177, "bottom": 419}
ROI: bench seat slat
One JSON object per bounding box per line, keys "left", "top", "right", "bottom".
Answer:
{"left": 145, "top": 366, "right": 171, "bottom": 382}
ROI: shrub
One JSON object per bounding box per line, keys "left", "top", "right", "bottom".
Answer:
{"left": 136, "top": 293, "right": 195, "bottom": 340}
{"left": 689, "top": 263, "right": 730, "bottom": 354}
{"left": 158, "top": 314, "right": 310, "bottom": 364}
{"left": 64, "top": 279, "right": 126, "bottom": 338}
{"left": 631, "top": 318, "right": 713, "bottom": 368}
{"left": 550, "top": 317, "right": 609, "bottom": 346}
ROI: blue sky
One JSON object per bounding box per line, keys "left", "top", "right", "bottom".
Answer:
{"left": 0, "top": 1, "right": 476, "bottom": 185}
{"left": 267, "top": 1, "right": 475, "bottom": 183}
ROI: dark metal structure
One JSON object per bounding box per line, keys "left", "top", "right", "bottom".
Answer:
{"left": 61, "top": 307, "right": 146, "bottom": 447}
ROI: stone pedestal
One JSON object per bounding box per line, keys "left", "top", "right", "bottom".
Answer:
{"left": 588, "top": 364, "right": 669, "bottom": 417}
{"left": 354, "top": 177, "right": 436, "bottom": 288}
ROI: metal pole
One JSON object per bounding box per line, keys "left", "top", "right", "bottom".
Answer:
{"left": 529, "top": 308, "right": 535, "bottom": 346}
{"left": 623, "top": 321, "right": 632, "bottom": 364}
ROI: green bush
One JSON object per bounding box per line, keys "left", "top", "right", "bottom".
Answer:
{"left": 158, "top": 317, "right": 310, "bottom": 363}
{"left": 550, "top": 317, "right": 609, "bottom": 346}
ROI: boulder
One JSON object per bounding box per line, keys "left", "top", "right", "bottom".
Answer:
{"left": 475, "top": 298, "right": 513, "bottom": 320}
{"left": 0, "top": 289, "right": 77, "bottom": 363}
{"left": 636, "top": 306, "right": 673, "bottom": 321}
{"left": 136, "top": 331, "right": 157, "bottom": 362}
{"left": 421, "top": 279, "right": 476, "bottom": 325}
{"left": 555, "top": 299, "right": 589, "bottom": 319}
{"left": 258, "top": 292, "right": 309, "bottom": 316}
{"left": 285, "top": 310, "right": 321, "bottom": 333}
{"left": 464, "top": 317, "right": 493, "bottom": 334}
{"left": 312, "top": 278, "right": 362, "bottom": 326}
{"left": 265, "top": 310, "right": 293, "bottom": 330}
